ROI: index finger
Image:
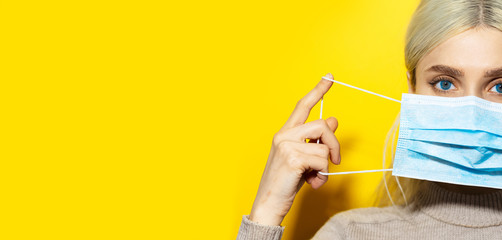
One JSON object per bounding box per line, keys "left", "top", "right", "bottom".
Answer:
{"left": 283, "top": 73, "right": 334, "bottom": 129}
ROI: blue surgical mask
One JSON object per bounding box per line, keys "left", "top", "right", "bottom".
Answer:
{"left": 319, "top": 76, "right": 502, "bottom": 190}
{"left": 392, "top": 93, "right": 502, "bottom": 189}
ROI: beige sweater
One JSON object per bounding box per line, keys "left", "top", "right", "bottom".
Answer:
{"left": 237, "top": 182, "right": 502, "bottom": 239}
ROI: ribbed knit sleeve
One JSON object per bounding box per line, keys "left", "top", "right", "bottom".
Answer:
{"left": 236, "top": 215, "right": 284, "bottom": 240}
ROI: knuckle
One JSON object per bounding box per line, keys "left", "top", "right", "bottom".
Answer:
{"left": 295, "top": 97, "right": 308, "bottom": 110}
{"left": 320, "top": 144, "right": 330, "bottom": 156}
{"left": 318, "top": 119, "right": 329, "bottom": 128}
{"left": 276, "top": 142, "right": 304, "bottom": 169}
{"left": 287, "top": 152, "right": 304, "bottom": 169}
{"left": 276, "top": 140, "right": 291, "bottom": 153}
{"left": 313, "top": 119, "right": 327, "bottom": 131}
{"left": 272, "top": 133, "right": 282, "bottom": 147}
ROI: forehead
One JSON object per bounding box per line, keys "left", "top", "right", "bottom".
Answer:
{"left": 417, "top": 27, "right": 502, "bottom": 72}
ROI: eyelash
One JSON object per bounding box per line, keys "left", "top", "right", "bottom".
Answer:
{"left": 427, "top": 78, "right": 502, "bottom": 95}
{"left": 489, "top": 80, "right": 502, "bottom": 94}
{"left": 428, "top": 77, "right": 455, "bottom": 93}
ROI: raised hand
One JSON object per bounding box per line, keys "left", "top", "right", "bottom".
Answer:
{"left": 249, "top": 73, "right": 341, "bottom": 226}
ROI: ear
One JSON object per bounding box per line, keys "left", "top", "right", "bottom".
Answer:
{"left": 406, "top": 71, "right": 414, "bottom": 93}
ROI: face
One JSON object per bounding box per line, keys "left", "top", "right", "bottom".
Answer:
{"left": 412, "top": 27, "right": 502, "bottom": 103}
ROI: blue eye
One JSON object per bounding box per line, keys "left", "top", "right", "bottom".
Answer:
{"left": 435, "top": 80, "right": 455, "bottom": 91}
{"left": 490, "top": 83, "right": 502, "bottom": 93}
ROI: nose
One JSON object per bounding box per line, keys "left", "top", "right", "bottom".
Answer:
{"left": 463, "top": 82, "right": 484, "bottom": 98}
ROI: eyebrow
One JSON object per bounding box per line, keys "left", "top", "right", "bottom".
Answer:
{"left": 485, "top": 67, "right": 502, "bottom": 78}
{"left": 426, "top": 65, "right": 464, "bottom": 77}
{"left": 426, "top": 65, "right": 502, "bottom": 78}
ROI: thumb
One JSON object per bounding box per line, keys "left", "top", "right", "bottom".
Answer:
{"left": 326, "top": 117, "right": 338, "bottom": 132}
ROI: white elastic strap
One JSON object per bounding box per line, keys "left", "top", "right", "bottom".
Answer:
{"left": 317, "top": 77, "right": 397, "bottom": 176}
{"left": 395, "top": 176, "right": 408, "bottom": 206}
{"left": 319, "top": 169, "right": 393, "bottom": 175}
{"left": 317, "top": 97, "right": 323, "bottom": 144}
{"left": 321, "top": 77, "right": 401, "bottom": 103}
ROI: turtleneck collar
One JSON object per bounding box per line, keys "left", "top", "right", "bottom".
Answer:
{"left": 414, "top": 181, "right": 502, "bottom": 227}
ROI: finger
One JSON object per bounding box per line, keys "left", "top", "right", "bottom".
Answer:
{"left": 298, "top": 153, "right": 328, "bottom": 175}
{"left": 299, "top": 154, "right": 328, "bottom": 189}
{"left": 287, "top": 141, "right": 330, "bottom": 159}
{"left": 326, "top": 116, "right": 338, "bottom": 132}
{"left": 306, "top": 170, "right": 329, "bottom": 189}
{"left": 283, "top": 73, "right": 334, "bottom": 129}
{"left": 305, "top": 170, "right": 317, "bottom": 184}
{"left": 306, "top": 117, "right": 340, "bottom": 164}
{"left": 325, "top": 117, "right": 342, "bottom": 163}
{"left": 290, "top": 119, "right": 341, "bottom": 165}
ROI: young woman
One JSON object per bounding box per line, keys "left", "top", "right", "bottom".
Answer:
{"left": 238, "top": 0, "right": 502, "bottom": 239}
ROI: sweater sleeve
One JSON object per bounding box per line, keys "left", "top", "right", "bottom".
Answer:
{"left": 236, "top": 215, "right": 284, "bottom": 240}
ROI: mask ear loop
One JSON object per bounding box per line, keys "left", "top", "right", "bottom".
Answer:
{"left": 318, "top": 77, "right": 399, "bottom": 176}
{"left": 319, "top": 76, "right": 405, "bottom": 205}
{"left": 317, "top": 97, "right": 323, "bottom": 144}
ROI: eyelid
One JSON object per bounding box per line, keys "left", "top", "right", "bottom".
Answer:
{"left": 488, "top": 78, "right": 502, "bottom": 86}
{"left": 428, "top": 76, "right": 457, "bottom": 93}
{"left": 428, "top": 76, "right": 456, "bottom": 86}
{"left": 488, "top": 79, "right": 502, "bottom": 92}
{"left": 428, "top": 75, "right": 455, "bottom": 83}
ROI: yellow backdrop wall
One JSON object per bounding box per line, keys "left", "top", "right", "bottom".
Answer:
{"left": 2, "top": 0, "right": 419, "bottom": 239}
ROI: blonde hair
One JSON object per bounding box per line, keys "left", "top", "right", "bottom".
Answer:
{"left": 376, "top": 0, "right": 502, "bottom": 207}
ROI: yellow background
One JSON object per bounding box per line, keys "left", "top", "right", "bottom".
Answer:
{"left": 1, "top": 0, "right": 419, "bottom": 239}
